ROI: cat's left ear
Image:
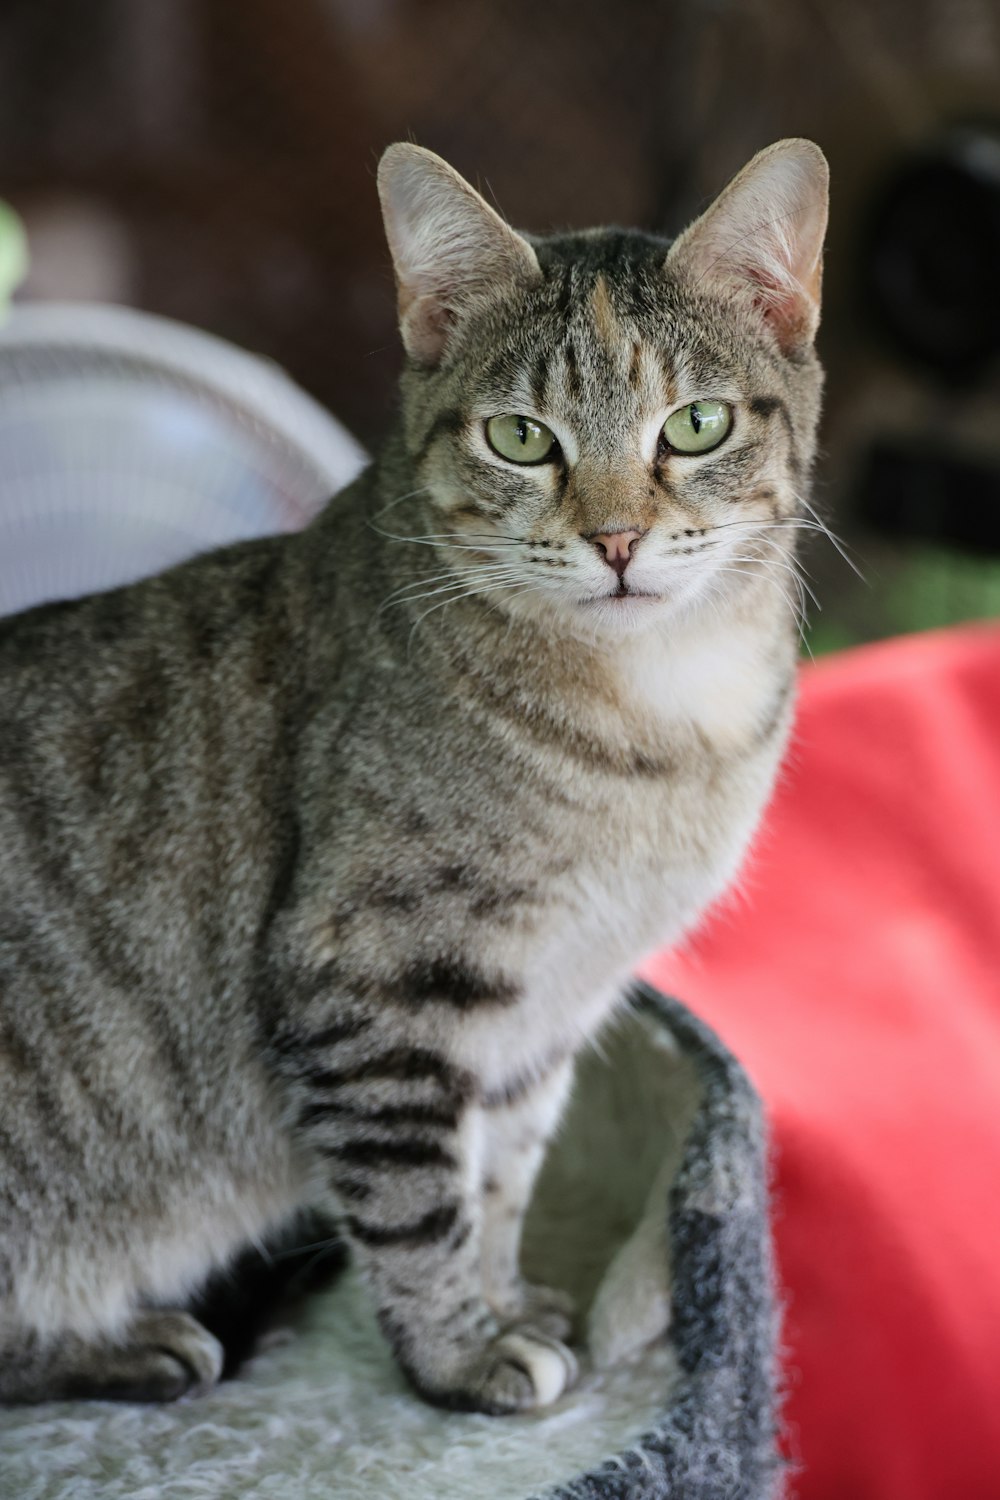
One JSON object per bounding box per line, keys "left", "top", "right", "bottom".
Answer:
{"left": 378, "top": 143, "right": 542, "bottom": 367}
{"left": 666, "top": 139, "right": 829, "bottom": 355}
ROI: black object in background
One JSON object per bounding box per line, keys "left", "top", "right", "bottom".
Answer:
{"left": 864, "top": 128, "right": 1000, "bottom": 381}
{"left": 860, "top": 441, "right": 1000, "bottom": 553}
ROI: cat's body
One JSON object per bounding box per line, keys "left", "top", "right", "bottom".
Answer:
{"left": 0, "top": 142, "right": 827, "bottom": 1412}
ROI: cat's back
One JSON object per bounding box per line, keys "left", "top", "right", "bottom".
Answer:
{"left": 0, "top": 529, "right": 299, "bottom": 709}
{"left": 0, "top": 530, "right": 332, "bottom": 1236}
{"left": 0, "top": 529, "right": 316, "bottom": 1014}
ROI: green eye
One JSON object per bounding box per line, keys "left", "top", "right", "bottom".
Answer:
{"left": 661, "top": 400, "right": 732, "bottom": 455}
{"left": 485, "top": 414, "right": 557, "bottom": 464}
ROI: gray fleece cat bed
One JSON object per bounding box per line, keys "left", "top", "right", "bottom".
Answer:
{"left": 0, "top": 985, "right": 780, "bottom": 1500}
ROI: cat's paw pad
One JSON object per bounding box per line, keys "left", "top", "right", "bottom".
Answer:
{"left": 129, "top": 1311, "right": 224, "bottom": 1399}
{"left": 472, "top": 1328, "right": 578, "bottom": 1414}
{"left": 494, "top": 1281, "right": 576, "bottom": 1342}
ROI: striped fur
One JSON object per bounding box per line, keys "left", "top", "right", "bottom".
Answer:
{"left": 0, "top": 140, "right": 827, "bottom": 1412}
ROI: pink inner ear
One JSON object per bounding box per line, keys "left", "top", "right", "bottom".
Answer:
{"left": 750, "top": 267, "right": 793, "bottom": 321}
{"left": 747, "top": 264, "right": 816, "bottom": 354}
{"left": 403, "top": 294, "right": 459, "bottom": 367}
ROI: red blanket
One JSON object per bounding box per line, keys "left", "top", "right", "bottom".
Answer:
{"left": 644, "top": 625, "right": 1000, "bottom": 1500}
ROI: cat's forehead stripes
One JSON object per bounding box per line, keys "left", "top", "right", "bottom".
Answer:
{"left": 562, "top": 341, "right": 582, "bottom": 403}
{"left": 528, "top": 353, "right": 549, "bottom": 416}
{"left": 550, "top": 286, "right": 675, "bottom": 457}
{"left": 534, "top": 258, "right": 685, "bottom": 427}
{"left": 588, "top": 275, "right": 620, "bottom": 354}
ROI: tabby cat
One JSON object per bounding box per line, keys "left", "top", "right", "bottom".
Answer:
{"left": 0, "top": 138, "right": 827, "bottom": 1413}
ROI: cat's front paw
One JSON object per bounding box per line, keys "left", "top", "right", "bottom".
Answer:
{"left": 460, "top": 1327, "right": 579, "bottom": 1414}
{"left": 128, "top": 1310, "right": 224, "bottom": 1400}
{"left": 491, "top": 1281, "right": 576, "bottom": 1342}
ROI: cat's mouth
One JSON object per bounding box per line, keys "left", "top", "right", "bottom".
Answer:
{"left": 579, "top": 588, "right": 661, "bottom": 606}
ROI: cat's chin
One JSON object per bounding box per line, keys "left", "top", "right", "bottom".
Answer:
{"left": 568, "top": 592, "right": 672, "bottom": 638}
{"left": 501, "top": 583, "right": 717, "bottom": 644}
{"left": 501, "top": 585, "right": 671, "bottom": 640}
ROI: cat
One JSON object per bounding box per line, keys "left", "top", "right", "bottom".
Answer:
{"left": 0, "top": 137, "right": 827, "bottom": 1413}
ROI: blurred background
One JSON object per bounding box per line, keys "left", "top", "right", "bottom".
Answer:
{"left": 1, "top": 0, "right": 999, "bottom": 649}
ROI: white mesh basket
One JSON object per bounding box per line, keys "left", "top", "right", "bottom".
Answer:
{"left": 0, "top": 302, "right": 366, "bottom": 617}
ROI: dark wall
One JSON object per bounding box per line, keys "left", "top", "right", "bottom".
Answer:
{"left": 3, "top": 0, "right": 1000, "bottom": 639}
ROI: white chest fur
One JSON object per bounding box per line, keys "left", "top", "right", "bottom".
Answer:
{"left": 458, "top": 609, "right": 794, "bottom": 1089}
{"left": 618, "top": 606, "right": 789, "bottom": 750}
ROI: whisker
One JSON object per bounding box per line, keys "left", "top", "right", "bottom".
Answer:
{"left": 377, "top": 563, "right": 527, "bottom": 610}
{"left": 384, "top": 569, "right": 528, "bottom": 614}
{"left": 269, "top": 1235, "right": 343, "bottom": 1263}
{"left": 366, "top": 522, "right": 537, "bottom": 557}
{"left": 727, "top": 550, "right": 821, "bottom": 612}
{"left": 405, "top": 576, "right": 549, "bottom": 655}
{"left": 444, "top": 531, "right": 534, "bottom": 546}
{"left": 716, "top": 561, "right": 809, "bottom": 624}
{"left": 713, "top": 561, "right": 811, "bottom": 651}
{"left": 746, "top": 527, "right": 820, "bottom": 583}
{"left": 793, "top": 493, "right": 866, "bottom": 580}
{"left": 408, "top": 572, "right": 530, "bottom": 612}
{"left": 707, "top": 510, "right": 861, "bottom": 568}
{"left": 369, "top": 486, "right": 433, "bottom": 522}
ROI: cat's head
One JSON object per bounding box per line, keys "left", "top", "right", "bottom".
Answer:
{"left": 377, "top": 139, "right": 828, "bottom": 638}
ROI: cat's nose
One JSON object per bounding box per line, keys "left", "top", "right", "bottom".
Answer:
{"left": 587, "top": 529, "right": 646, "bottom": 579}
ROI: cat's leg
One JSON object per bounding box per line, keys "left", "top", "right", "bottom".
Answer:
{"left": 0, "top": 1310, "right": 223, "bottom": 1404}
{"left": 479, "top": 1059, "right": 576, "bottom": 1338}
{"left": 290, "top": 1039, "right": 577, "bottom": 1413}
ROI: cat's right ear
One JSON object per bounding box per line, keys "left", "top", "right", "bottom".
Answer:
{"left": 666, "top": 139, "right": 829, "bottom": 355}
{"left": 378, "top": 144, "right": 541, "bottom": 368}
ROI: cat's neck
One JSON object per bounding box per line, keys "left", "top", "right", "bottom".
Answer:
{"left": 407, "top": 565, "right": 789, "bottom": 760}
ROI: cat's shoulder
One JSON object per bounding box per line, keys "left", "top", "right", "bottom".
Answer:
{"left": 0, "top": 532, "right": 293, "bottom": 669}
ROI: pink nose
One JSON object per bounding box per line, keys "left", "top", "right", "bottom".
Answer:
{"left": 588, "top": 529, "right": 645, "bottom": 579}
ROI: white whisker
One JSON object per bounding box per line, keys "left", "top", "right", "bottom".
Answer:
{"left": 713, "top": 561, "right": 811, "bottom": 651}
{"left": 793, "top": 493, "right": 866, "bottom": 580}
{"left": 405, "top": 577, "right": 549, "bottom": 656}
{"left": 385, "top": 569, "right": 528, "bottom": 614}
{"left": 706, "top": 506, "right": 864, "bottom": 584}
{"left": 369, "top": 486, "right": 433, "bottom": 522}
{"left": 367, "top": 521, "right": 534, "bottom": 555}
{"left": 727, "top": 550, "right": 821, "bottom": 613}
{"left": 378, "top": 563, "right": 527, "bottom": 611}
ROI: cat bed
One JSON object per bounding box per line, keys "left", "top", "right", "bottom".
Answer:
{"left": 0, "top": 986, "right": 781, "bottom": 1500}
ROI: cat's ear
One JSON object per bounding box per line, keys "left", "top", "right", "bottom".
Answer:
{"left": 378, "top": 143, "right": 542, "bottom": 367}
{"left": 666, "top": 139, "right": 829, "bottom": 354}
